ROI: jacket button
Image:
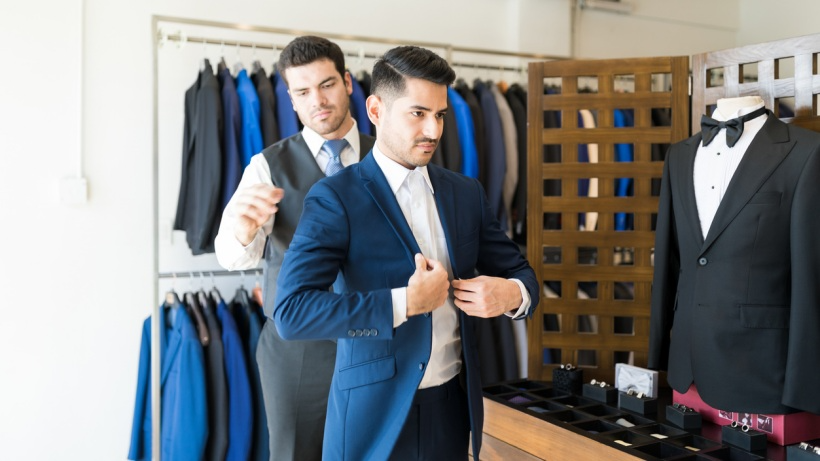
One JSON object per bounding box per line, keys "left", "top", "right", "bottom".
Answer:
{"left": 419, "top": 363, "right": 425, "bottom": 371}
{"left": 370, "top": 329, "right": 378, "bottom": 336}
{"left": 347, "top": 329, "right": 356, "bottom": 337}
{"left": 424, "top": 313, "right": 430, "bottom": 318}
{"left": 355, "top": 329, "right": 363, "bottom": 337}
{"left": 698, "top": 257, "right": 708, "bottom": 266}
{"left": 363, "top": 329, "right": 371, "bottom": 337}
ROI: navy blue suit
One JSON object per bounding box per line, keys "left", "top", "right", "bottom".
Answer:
{"left": 217, "top": 299, "right": 253, "bottom": 461}
{"left": 272, "top": 71, "right": 300, "bottom": 139}
{"left": 128, "top": 306, "right": 208, "bottom": 461}
{"left": 274, "top": 153, "right": 539, "bottom": 460}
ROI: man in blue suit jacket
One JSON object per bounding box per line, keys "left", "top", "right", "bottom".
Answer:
{"left": 275, "top": 46, "right": 539, "bottom": 461}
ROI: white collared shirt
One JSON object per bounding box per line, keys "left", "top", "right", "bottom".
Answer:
{"left": 693, "top": 103, "right": 767, "bottom": 238}
{"left": 215, "top": 120, "right": 361, "bottom": 270}
{"left": 372, "top": 145, "right": 530, "bottom": 389}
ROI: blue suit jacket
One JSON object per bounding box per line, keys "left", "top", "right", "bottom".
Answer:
{"left": 274, "top": 153, "right": 539, "bottom": 460}
{"left": 128, "top": 305, "right": 208, "bottom": 461}
{"left": 235, "top": 69, "right": 264, "bottom": 168}
{"left": 217, "top": 300, "right": 253, "bottom": 461}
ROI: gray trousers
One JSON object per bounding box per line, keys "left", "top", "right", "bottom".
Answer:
{"left": 256, "top": 318, "right": 337, "bottom": 461}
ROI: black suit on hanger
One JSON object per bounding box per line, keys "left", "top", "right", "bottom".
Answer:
{"left": 649, "top": 114, "right": 820, "bottom": 414}
{"left": 455, "top": 81, "right": 487, "bottom": 186}
{"left": 174, "top": 61, "right": 223, "bottom": 255}
{"left": 201, "top": 296, "right": 228, "bottom": 461}
{"left": 432, "top": 93, "right": 462, "bottom": 173}
{"left": 252, "top": 66, "right": 280, "bottom": 148}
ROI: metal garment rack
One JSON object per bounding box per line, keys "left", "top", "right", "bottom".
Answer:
{"left": 150, "top": 14, "right": 567, "bottom": 460}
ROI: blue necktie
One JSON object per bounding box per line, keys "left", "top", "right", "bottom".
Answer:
{"left": 324, "top": 139, "right": 349, "bottom": 176}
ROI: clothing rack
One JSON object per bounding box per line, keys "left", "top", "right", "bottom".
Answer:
{"left": 157, "top": 268, "right": 263, "bottom": 279}
{"left": 151, "top": 14, "right": 566, "bottom": 460}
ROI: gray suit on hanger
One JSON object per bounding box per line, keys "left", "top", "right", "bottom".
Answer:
{"left": 256, "top": 132, "right": 375, "bottom": 461}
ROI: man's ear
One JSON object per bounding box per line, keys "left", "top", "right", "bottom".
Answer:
{"left": 366, "top": 94, "right": 382, "bottom": 126}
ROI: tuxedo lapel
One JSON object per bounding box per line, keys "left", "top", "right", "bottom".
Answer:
{"left": 701, "top": 115, "right": 793, "bottom": 253}
{"left": 676, "top": 135, "right": 705, "bottom": 246}
{"left": 358, "top": 154, "right": 420, "bottom": 265}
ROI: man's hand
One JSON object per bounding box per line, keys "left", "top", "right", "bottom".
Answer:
{"left": 232, "top": 184, "right": 285, "bottom": 245}
{"left": 452, "top": 276, "right": 522, "bottom": 318}
{"left": 406, "top": 254, "right": 450, "bottom": 317}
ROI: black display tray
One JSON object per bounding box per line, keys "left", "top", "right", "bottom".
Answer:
{"left": 482, "top": 378, "right": 820, "bottom": 461}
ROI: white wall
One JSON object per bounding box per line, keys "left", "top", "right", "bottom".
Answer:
{"left": 1, "top": 0, "right": 784, "bottom": 459}
{"left": 737, "top": 0, "right": 820, "bottom": 47}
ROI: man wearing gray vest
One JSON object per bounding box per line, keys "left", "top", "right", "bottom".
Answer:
{"left": 215, "top": 36, "right": 376, "bottom": 461}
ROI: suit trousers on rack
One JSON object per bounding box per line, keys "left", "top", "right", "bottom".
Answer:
{"left": 256, "top": 319, "right": 336, "bottom": 461}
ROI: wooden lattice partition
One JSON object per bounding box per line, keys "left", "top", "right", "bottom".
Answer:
{"left": 525, "top": 57, "right": 690, "bottom": 384}
{"left": 692, "top": 33, "right": 820, "bottom": 132}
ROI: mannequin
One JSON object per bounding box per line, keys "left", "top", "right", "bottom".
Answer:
{"left": 714, "top": 95, "right": 763, "bottom": 119}
{"left": 648, "top": 95, "right": 820, "bottom": 415}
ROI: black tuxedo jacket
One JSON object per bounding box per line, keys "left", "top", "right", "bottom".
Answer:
{"left": 648, "top": 114, "right": 820, "bottom": 414}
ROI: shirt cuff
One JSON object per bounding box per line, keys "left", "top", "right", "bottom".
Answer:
{"left": 392, "top": 287, "right": 408, "bottom": 328}
{"left": 504, "top": 278, "right": 531, "bottom": 319}
{"left": 214, "top": 229, "right": 265, "bottom": 270}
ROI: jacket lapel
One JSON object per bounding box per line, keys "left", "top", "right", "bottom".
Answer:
{"left": 428, "top": 166, "right": 461, "bottom": 276}
{"left": 701, "top": 115, "right": 793, "bottom": 253}
{"left": 676, "top": 135, "right": 705, "bottom": 246}
{"left": 160, "top": 307, "right": 182, "bottom": 387}
{"left": 358, "top": 154, "right": 420, "bottom": 265}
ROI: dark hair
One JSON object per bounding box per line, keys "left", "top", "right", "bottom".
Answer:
{"left": 277, "top": 36, "right": 346, "bottom": 86}
{"left": 371, "top": 46, "right": 455, "bottom": 102}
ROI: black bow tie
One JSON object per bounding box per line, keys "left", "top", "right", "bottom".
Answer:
{"left": 700, "top": 106, "right": 767, "bottom": 148}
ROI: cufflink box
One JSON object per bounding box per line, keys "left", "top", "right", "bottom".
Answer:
{"left": 721, "top": 424, "right": 768, "bottom": 452}
{"left": 786, "top": 444, "right": 820, "bottom": 461}
{"left": 666, "top": 404, "right": 703, "bottom": 430}
{"left": 618, "top": 391, "right": 657, "bottom": 415}
{"left": 582, "top": 383, "right": 619, "bottom": 405}
{"left": 552, "top": 367, "right": 583, "bottom": 394}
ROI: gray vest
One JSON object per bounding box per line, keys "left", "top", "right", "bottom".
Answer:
{"left": 261, "top": 132, "right": 375, "bottom": 316}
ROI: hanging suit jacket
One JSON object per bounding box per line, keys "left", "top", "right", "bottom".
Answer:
{"left": 235, "top": 69, "right": 264, "bottom": 169}
{"left": 449, "top": 86, "right": 479, "bottom": 179}
{"left": 230, "top": 294, "right": 269, "bottom": 461}
{"left": 505, "top": 84, "right": 528, "bottom": 243}
{"left": 174, "top": 61, "right": 223, "bottom": 255}
{"left": 455, "top": 81, "right": 487, "bottom": 186}
{"left": 128, "top": 306, "right": 208, "bottom": 461}
{"left": 432, "top": 93, "right": 462, "bottom": 173}
{"left": 218, "top": 63, "right": 243, "bottom": 211}
{"left": 274, "top": 153, "right": 539, "bottom": 460}
{"left": 251, "top": 65, "right": 280, "bottom": 148}
{"left": 349, "top": 73, "right": 372, "bottom": 136}
{"left": 216, "top": 299, "right": 253, "bottom": 461}
{"left": 648, "top": 113, "right": 820, "bottom": 414}
{"left": 201, "top": 295, "right": 228, "bottom": 461}
{"left": 272, "top": 71, "right": 301, "bottom": 139}
{"left": 473, "top": 80, "right": 507, "bottom": 231}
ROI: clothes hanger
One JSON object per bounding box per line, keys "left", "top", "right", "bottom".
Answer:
{"left": 209, "top": 271, "right": 223, "bottom": 305}
{"left": 197, "top": 272, "right": 213, "bottom": 313}
{"left": 184, "top": 273, "right": 210, "bottom": 346}
{"left": 232, "top": 41, "right": 244, "bottom": 76}
{"left": 233, "top": 270, "right": 251, "bottom": 309}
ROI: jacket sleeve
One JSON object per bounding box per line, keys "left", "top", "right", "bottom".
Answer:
{"left": 127, "top": 318, "right": 151, "bottom": 460}
{"left": 273, "top": 182, "right": 395, "bottom": 341}
{"left": 648, "top": 150, "right": 680, "bottom": 370}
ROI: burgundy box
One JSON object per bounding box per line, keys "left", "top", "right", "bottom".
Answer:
{"left": 673, "top": 384, "right": 820, "bottom": 446}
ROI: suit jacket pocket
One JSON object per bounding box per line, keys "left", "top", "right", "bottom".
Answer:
{"left": 740, "top": 304, "right": 790, "bottom": 329}
{"left": 748, "top": 191, "right": 781, "bottom": 205}
{"left": 337, "top": 355, "right": 396, "bottom": 390}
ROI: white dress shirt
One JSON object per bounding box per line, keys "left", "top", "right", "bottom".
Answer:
{"left": 693, "top": 102, "right": 767, "bottom": 238}
{"left": 372, "top": 145, "right": 531, "bottom": 389}
{"left": 214, "top": 120, "right": 362, "bottom": 270}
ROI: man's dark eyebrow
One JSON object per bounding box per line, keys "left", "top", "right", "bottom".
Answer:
{"left": 291, "top": 75, "right": 337, "bottom": 93}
